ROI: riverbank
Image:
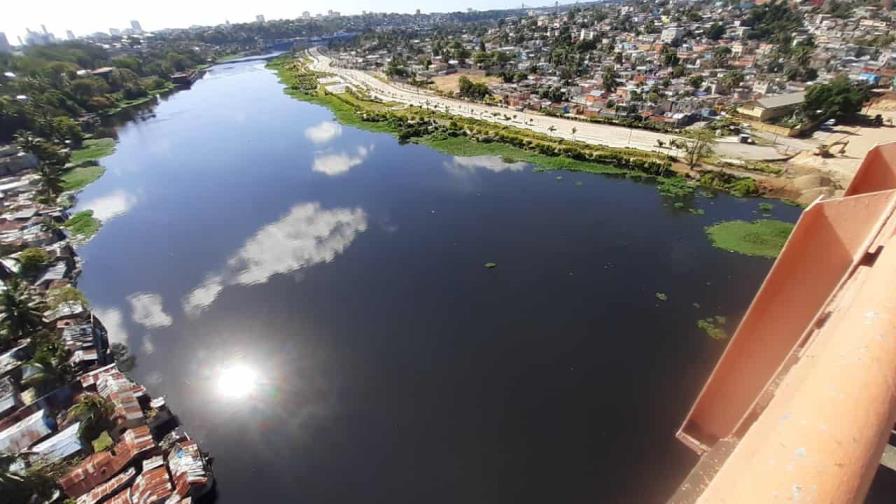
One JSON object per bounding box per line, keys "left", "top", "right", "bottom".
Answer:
{"left": 268, "top": 56, "right": 767, "bottom": 200}
{"left": 0, "top": 72, "right": 215, "bottom": 502}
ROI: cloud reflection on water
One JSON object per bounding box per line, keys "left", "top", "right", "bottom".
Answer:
{"left": 304, "top": 121, "right": 342, "bottom": 144}
{"left": 81, "top": 190, "right": 138, "bottom": 221}
{"left": 127, "top": 292, "right": 173, "bottom": 329}
{"left": 312, "top": 145, "right": 372, "bottom": 176}
{"left": 92, "top": 306, "right": 129, "bottom": 345}
{"left": 183, "top": 202, "right": 368, "bottom": 316}
{"left": 446, "top": 155, "right": 528, "bottom": 173}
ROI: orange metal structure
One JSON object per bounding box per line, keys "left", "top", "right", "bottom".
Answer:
{"left": 673, "top": 142, "right": 896, "bottom": 502}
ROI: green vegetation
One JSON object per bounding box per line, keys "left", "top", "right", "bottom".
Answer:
{"left": 46, "top": 285, "right": 90, "bottom": 309}
{"left": 758, "top": 202, "right": 774, "bottom": 214}
{"left": 697, "top": 315, "right": 729, "bottom": 340}
{"left": 458, "top": 76, "right": 491, "bottom": 100}
{"left": 422, "top": 135, "right": 626, "bottom": 175}
{"left": 18, "top": 248, "right": 50, "bottom": 277}
{"left": 92, "top": 431, "right": 114, "bottom": 452}
{"left": 70, "top": 138, "right": 116, "bottom": 165}
{"left": 802, "top": 75, "right": 871, "bottom": 123}
{"left": 63, "top": 210, "right": 102, "bottom": 238}
{"left": 269, "top": 54, "right": 767, "bottom": 201}
{"left": 62, "top": 165, "right": 106, "bottom": 192}
{"left": 705, "top": 219, "right": 794, "bottom": 258}
{"left": 657, "top": 176, "right": 696, "bottom": 200}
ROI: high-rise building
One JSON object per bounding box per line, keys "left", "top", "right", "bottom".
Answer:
{"left": 0, "top": 32, "right": 11, "bottom": 54}
{"left": 66, "top": 30, "right": 76, "bottom": 40}
{"left": 256, "top": 14, "right": 265, "bottom": 23}
{"left": 24, "top": 28, "right": 55, "bottom": 45}
{"left": 302, "top": 11, "right": 311, "bottom": 18}
{"left": 130, "top": 20, "right": 143, "bottom": 33}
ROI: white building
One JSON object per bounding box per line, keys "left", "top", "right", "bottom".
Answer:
{"left": 661, "top": 26, "right": 685, "bottom": 44}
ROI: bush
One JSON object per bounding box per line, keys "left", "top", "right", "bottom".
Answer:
{"left": 18, "top": 247, "right": 50, "bottom": 276}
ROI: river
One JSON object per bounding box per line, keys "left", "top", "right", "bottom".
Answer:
{"left": 72, "top": 59, "right": 800, "bottom": 502}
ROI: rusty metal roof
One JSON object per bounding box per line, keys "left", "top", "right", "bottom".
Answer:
{"left": 167, "top": 440, "right": 210, "bottom": 497}
{"left": 60, "top": 426, "right": 157, "bottom": 498}
{"left": 75, "top": 467, "right": 135, "bottom": 504}
{"left": 130, "top": 466, "right": 173, "bottom": 504}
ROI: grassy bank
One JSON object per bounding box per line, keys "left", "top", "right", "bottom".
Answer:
{"left": 71, "top": 138, "right": 116, "bottom": 165}
{"left": 267, "top": 54, "right": 768, "bottom": 201}
{"left": 705, "top": 219, "right": 794, "bottom": 258}
{"left": 64, "top": 210, "right": 102, "bottom": 239}
{"left": 62, "top": 165, "right": 106, "bottom": 192}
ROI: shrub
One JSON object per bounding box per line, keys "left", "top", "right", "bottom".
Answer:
{"left": 18, "top": 247, "right": 50, "bottom": 276}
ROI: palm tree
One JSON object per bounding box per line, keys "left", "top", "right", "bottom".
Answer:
{"left": 36, "top": 164, "right": 64, "bottom": 202}
{"left": 67, "top": 394, "right": 115, "bottom": 449}
{"left": 0, "top": 278, "right": 44, "bottom": 340}
{"left": 23, "top": 332, "right": 73, "bottom": 394}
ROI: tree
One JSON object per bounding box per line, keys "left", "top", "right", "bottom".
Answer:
{"left": 802, "top": 75, "right": 869, "bottom": 123}
{"left": 67, "top": 394, "right": 115, "bottom": 449}
{"left": 17, "top": 248, "right": 50, "bottom": 277}
{"left": 707, "top": 23, "right": 726, "bottom": 41}
{"left": 602, "top": 66, "right": 620, "bottom": 93}
{"left": 719, "top": 70, "right": 745, "bottom": 91}
{"left": 0, "top": 454, "right": 57, "bottom": 503}
{"left": 23, "top": 332, "right": 73, "bottom": 394}
{"left": 36, "top": 163, "right": 65, "bottom": 202}
{"left": 458, "top": 76, "right": 490, "bottom": 101}
{"left": 680, "top": 128, "right": 716, "bottom": 169}
{"left": 689, "top": 75, "right": 705, "bottom": 90}
{"left": 0, "top": 278, "right": 44, "bottom": 341}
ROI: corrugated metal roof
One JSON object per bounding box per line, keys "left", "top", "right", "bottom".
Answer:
{"left": 168, "top": 440, "right": 210, "bottom": 497}
{"left": 75, "top": 466, "right": 135, "bottom": 504}
{"left": 0, "top": 376, "right": 18, "bottom": 416}
{"left": 44, "top": 301, "right": 88, "bottom": 323}
{"left": 755, "top": 91, "right": 806, "bottom": 109}
{"left": 60, "top": 426, "right": 157, "bottom": 498}
{"left": 0, "top": 342, "right": 29, "bottom": 376}
{"left": 0, "top": 409, "right": 50, "bottom": 454}
{"left": 130, "top": 466, "right": 173, "bottom": 504}
{"left": 31, "top": 421, "right": 83, "bottom": 462}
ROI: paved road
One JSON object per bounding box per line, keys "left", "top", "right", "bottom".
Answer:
{"left": 308, "top": 48, "right": 683, "bottom": 155}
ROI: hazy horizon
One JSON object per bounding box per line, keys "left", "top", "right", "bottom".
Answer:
{"left": 3, "top": 0, "right": 543, "bottom": 44}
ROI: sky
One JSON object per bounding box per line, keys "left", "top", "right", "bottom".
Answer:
{"left": 2, "top": 0, "right": 532, "bottom": 43}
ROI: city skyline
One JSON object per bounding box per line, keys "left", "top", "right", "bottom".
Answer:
{"left": 3, "top": 0, "right": 528, "bottom": 43}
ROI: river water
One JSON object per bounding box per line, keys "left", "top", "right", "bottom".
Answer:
{"left": 73, "top": 60, "right": 800, "bottom": 502}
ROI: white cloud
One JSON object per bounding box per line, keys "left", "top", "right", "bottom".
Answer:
{"left": 93, "top": 306, "right": 129, "bottom": 345}
{"left": 127, "top": 292, "right": 173, "bottom": 329}
{"left": 141, "top": 333, "right": 155, "bottom": 355}
{"left": 312, "top": 145, "right": 372, "bottom": 176}
{"left": 304, "top": 121, "right": 342, "bottom": 144}
{"left": 183, "top": 202, "right": 368, "bottom": 317}
{"left": 447, "top": 155, "right": 528, "bottom": 173}
{"left": 81, "top": 190, "right": 137, "bottom": 221}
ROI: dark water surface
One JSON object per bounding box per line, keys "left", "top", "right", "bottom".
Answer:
{"left": 74, "top": 61, "right": 800, "bottom": 503}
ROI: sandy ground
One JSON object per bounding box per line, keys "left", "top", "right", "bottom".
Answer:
{"left": 791, "top": 107, "right": 896, "bottom": 185}
{"left": 430, "top": 71, "right": 501, "bottom": 94}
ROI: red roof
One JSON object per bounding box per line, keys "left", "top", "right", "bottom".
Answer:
{"left": 130, "top": 466, "right": 173, "bottom": 504}
{"left": 75, "top": 467, "right": 135, "bottom": 504}
{"left": 60, "top": 426, "right": 157, "bottom": 498}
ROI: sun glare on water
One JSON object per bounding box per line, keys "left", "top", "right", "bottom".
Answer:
{"left": 217, "top": 363, "right": 259, "bottom": 399}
